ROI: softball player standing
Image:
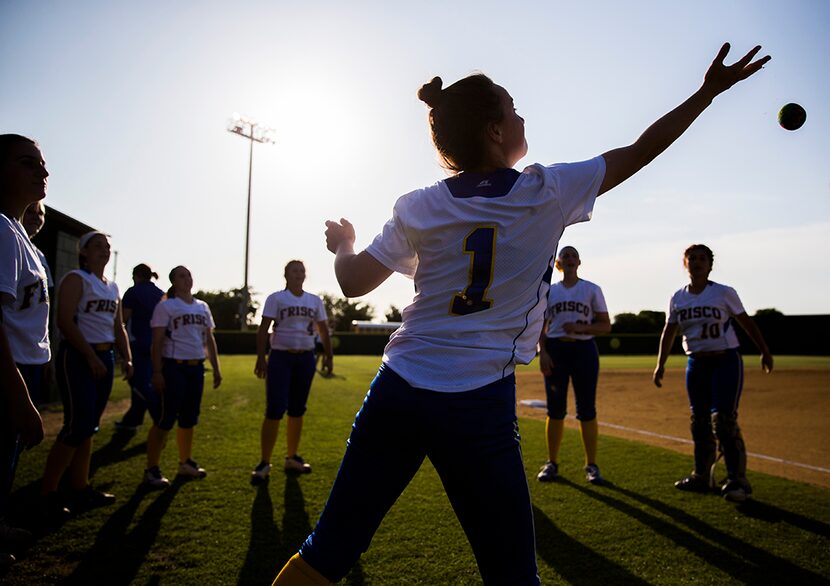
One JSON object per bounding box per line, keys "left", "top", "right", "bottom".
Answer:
{"left": 252, "top": 260, "right": 332, "bottom": 480}
{"left": 537, "top": 246, "right": 610, "bottom": 485}
{"left": 654, "top": 244, "right": 773, "bottom": 502}
{"left": 115, "top": 263, "right": 164, "bottom": 432}
{"left": 274, "top": 44, "right": 771, "bottom": 586}
{"left": 143, "top": 266, "right": 222, "bottom": 488}
{"left": 40, "top": 231, "right": 133, "bottom": 521}
{"left": 0, "top": 134, "right": 48, "bottom": 564}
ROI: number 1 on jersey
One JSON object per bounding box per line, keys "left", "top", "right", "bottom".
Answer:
{"left": 451, "top": 225, "right": 496, "bottom": 316}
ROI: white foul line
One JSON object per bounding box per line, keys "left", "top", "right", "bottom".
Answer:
{"left": 597, "top": 419, "right": 830, "bottom": 475}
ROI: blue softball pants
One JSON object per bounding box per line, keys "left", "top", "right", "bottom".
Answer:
{"left": 298, "top": 364, "right": 540, "bottom": 585}
{"left": 152, "top": 359, "right": 205, "bottom": 431}
{"left": 56, "top": 342, "right": 114, "bottom": 446}
{"left": 1, "top": 364, "right": 45, "bottom": 520}
{"left": 543, "top": 338, "right": 599, "bottom": 421}
{"left": 265, "top": 349, "right": 316, "bottom": 420}
{"left": 120, "top": 345, "right": 154, "bottom": 427}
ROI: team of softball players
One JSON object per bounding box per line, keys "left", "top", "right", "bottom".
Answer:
{"left": 3, "top": 41, "right": 778, "bottom": 582}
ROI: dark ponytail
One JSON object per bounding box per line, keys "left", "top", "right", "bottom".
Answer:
{"left": 417, "top": 73, "right": 502, "bottom": 173}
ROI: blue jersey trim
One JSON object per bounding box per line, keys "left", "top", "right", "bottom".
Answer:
{"left": 501, "top": 254, "right": 554, "bottom": 378}
{"left": 445, "top": 168, "right": 521, "bottom": 199}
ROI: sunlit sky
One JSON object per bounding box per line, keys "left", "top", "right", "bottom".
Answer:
{"left": 3, "top": 1, "right": 828, "bottom": 320}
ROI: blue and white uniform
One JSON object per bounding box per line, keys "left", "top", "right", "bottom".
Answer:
{"left": 666, "top": 281, "right": 749, "bottom": 483}
{"left": 150, "top": 297, "right": 215, "bottom": 430}
{"left": 0, "top": 213, "right": 50, "bottom": 521}
{"left": 542, "top": 279, "right": 607, "bottom": 421}
{"left": 119, "top": 281, "right": 164, "bottom": 427}
{"left": 56, "top": 270, "right": 120, "bottom": 445}
{"left": 299, "top": 158, "right": 606, "bottom": 584}
{"left": 261, "top": 290, "right": 327, "bottom": 419}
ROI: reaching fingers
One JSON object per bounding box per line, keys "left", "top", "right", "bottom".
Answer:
{"left": 735, "top": 45, "right": 762, "bottom": 68}
{"left": 712, "top": 42, "right": 731, "bottom": 66}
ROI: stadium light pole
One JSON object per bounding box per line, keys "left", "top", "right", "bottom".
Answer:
{"left": 227, "top": 113, "right": 274, "bottom": 330}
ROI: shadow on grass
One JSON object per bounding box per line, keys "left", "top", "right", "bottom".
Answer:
{"left": 533, "top": 504, "right": 650, "bottom": 585}
{"left": 561, "top": 478, "right": 827, "bottom": 584}
{"left": 237, "top": 474, "right": 365, "bottom": 585}
{"left": 61, "top": 480, "right": 181, "bottom": 585}
{"left": 735, "top": 499, "right": 830, "bottom": 538}
{"left": 89, "top": 430, "right": 148, "bottom": 477}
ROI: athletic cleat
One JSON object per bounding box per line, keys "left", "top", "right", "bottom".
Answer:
{"left": 284, "top": 455, "right": 312, "bottom": 474}
{"left": 584, "top": 463, "right": 604, "bottom": 485}
{"left": 39, "top": 493, "right": 71, "bottom": 526}
{"left": 721, "top": 478, "right": 752, "bottom": 503}
{"left": 674, "top": 473, "right": 711, "bottom": 493}
{"left": 71, "top": 485, "right": 116, "bottom": 509}
{"left": 1, "top": 552, "right": 15, "bottom": 568}
{"left": 144, "top": 466, "right": 170, "bottom": 488}
{"left": 0, "top": 521, "right": 33, "bottom": 550}
{"left": 251, "top": 461, "right": 272, "bottom": 481}
{"left": 536, "top": 461, "right": 559, "bottom": 482}
{"left": 114, "top": 421, "right": 139, "bottom": 433}
{"left": 178, "top": 459, "right": 207, "bottom": 479}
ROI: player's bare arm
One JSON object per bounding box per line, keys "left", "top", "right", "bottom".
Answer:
{"left": 151, "top": 326, "right": 166, "bottom": 392}
{"left": 538, "top": 320, "right": 553, "bottom": 376}
{"left": 653, "top": 322, "right": 679, "bottom": 387}
{"left": 207, "top": 331, "right": 222, "bottom": 388}
{"left": 114, "top": 300, "right": 134, "bottom": 380}
{"left": 57, "top": 272, "right": 107, "bottom": 380}
{"left": 563, "top": 312, "right": 611, "bottom": 336}
{"left": 733, "top": 312, "right": 774, "bottom": 373}
{"left": 599, "top": 43, "right": 771, "bottom": 196}
{"left": 325, "top": 218, "right": 393, "bottom": 297}
{"left": 317, "top": 319, "right": 333, "bottom": 373}
{"left": 254, "top": 316, "right": 273, "bottom": 378}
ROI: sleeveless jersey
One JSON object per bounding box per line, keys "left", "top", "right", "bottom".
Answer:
{"left": 666, "top": 281, "right": 745, "bottom": 354}
{"left": 150, "top": 297, "right": 215, "bottom": 360}
{"left": 545, "top": 279, "right": 607, "bottom": 341}
{"left": 262, "top": 290, "right": 327, "bottom": 351}
{"left": 0, "top": 214, "right": 50, "bottom": 364}
{"left": 366, "top": 157, "right": 606, "bottom": 392}
{"left": 63, "top": 269, "right": 119, "bottom": 344}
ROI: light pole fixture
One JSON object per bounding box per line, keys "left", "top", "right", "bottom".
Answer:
{"left": 227, "top": 113, "right": 274, "bottom": 330}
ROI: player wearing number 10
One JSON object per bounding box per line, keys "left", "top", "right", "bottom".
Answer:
{"left": 273, "top": 43, "right": 770, "bottom": 585}
{"left": 653, "top": 244, "right": 773, "bottom": 503}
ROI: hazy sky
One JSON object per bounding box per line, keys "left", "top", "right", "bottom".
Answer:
{"left": 3, "top": 0, "right": 828, "bottom": 320}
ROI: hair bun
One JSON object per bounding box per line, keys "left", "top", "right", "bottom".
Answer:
{"left": 417, "top": 77, "right": 444, "bottom": 108}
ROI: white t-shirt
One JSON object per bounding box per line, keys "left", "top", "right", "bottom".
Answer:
{"left": 366, "top": 157, "right": 606, "bottom": 392}
{"left": 262, "top": 290, "right": 327, "bottom": 351}
{"left": 666, "top": 281, "right": 745, "bottom": 354}
{"left": 62, "top": 269, "right": 120, "bottom": 345}
{"left": 150, "top": 297, "right": 215, "bottom": 360}
{"left": 0, "top": 214, "right": 50, "bottom": 364}
{"left": 545, "top": 279, "right": 607, "bottom": 341}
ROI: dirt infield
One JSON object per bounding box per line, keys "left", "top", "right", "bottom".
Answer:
{"left": 516, "top": 367, "right": 830, "bottom": 489}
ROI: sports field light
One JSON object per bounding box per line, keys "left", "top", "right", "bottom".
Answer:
{"left": 227, "top": 113, "right": 275, "bottom": 330}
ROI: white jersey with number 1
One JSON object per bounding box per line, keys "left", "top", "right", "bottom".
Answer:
{"left": 666, "top": 281, "right": 745, "bottom": 354}
{"left": 366, "top": 157, "right": 606, "bottom": 392}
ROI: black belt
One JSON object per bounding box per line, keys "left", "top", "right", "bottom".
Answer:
{"left": 92, "top": 343, "right": 114, "bottom": 351}
{"left": 173, "top": 359, "right": 204, "bottom": 365}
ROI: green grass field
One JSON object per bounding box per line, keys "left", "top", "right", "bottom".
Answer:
{"left": 4, "top": 356, "right": 829, "bottom": 585}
